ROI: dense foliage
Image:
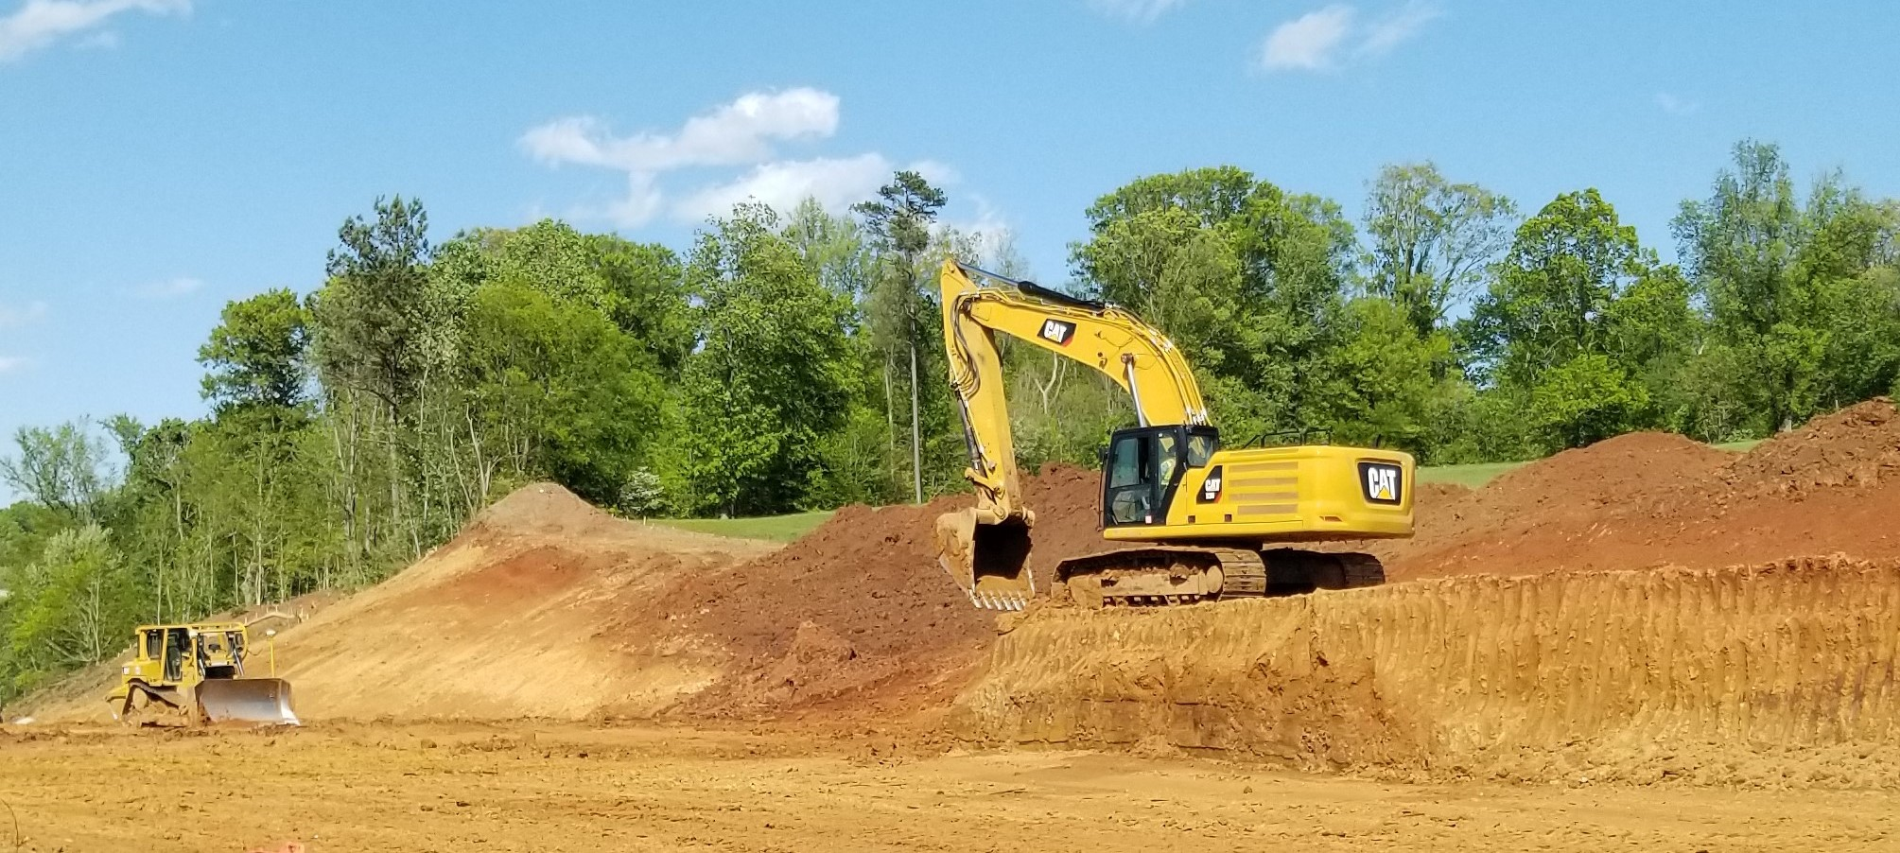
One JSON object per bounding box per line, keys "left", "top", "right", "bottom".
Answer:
{"left": 4, "top": 143, "right": 1897, "bottom": 707}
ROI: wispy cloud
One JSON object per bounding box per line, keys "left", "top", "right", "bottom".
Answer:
{"left": 524, "top": 88, "right": 961, "bottom": 229}
{"left": 0, "top": 300, "right": 48, "bottom": 328}
{"left": 1261, "top": 5, "right": 1355, "bottom": 71}
{"left": 1358, "top": 1, "right": 1441, "bottom": 57}
{"left": 1260, "top": 2, "right": 1439, "bottom": 73}
{"left": 1089, "top": 0, "right": 1189, "bottom": 24}
{"left": 1654, "top": 91, "right": 1699, "bottom": 116}
{"left": 0, "top": 356, "right": 28, "bottom": 375}
{"left": 0, "top": 0, "right": 190, "bottom": 64}
{"left": 135, "top": 276, "right": 203, "bottom": 299}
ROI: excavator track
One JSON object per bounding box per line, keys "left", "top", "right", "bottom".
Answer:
{"left": 1056, "top": 547, "right": 1383, "bottom": 609}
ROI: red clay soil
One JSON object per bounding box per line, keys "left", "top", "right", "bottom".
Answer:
{"left": 1367, "top": 398, "right": 1900, "bottom": 581}
{"left": 668, "top": 464, "right": 1121, "bottom": 718}
{"left": 683, "top": 399, "right": 1900, "bottom": 709}
{"left": 1724, "top": 397, "right": 1900, "bottom": 493}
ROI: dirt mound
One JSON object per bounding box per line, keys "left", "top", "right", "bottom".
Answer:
{"left": 24, "top": 483, "right": 778, "bottom": 724}
{"left": 956, "top": 556, "right": 1900, "bottom": 785}
{"left": 1484, "top": 431, "right": 1731, "bottom": 508}
{"left": 1369, "top": 411, "right": 1900, "bottom": 581}
{"left": 670, "top": 464, "right": 1112, "bottom": 717}
{"left": 1725, "top": 397, "right": 1900, "bottom": 494}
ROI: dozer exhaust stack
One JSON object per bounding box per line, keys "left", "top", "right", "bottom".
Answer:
{"left": 196, "top": 678, "right": 300, "bottom": 726}
{"left": 934, "top": 508, "right": 1034, "bottom": 611}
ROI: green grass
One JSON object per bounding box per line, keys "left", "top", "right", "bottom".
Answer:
{"left": 646, "top": 437, "right": 1770, "bottom": 538}
{"left": 1416, "top": 461, "right": 1524, "bottom": 489}
{"left": 649, "top": 510, "right": 836, "bottom": 542}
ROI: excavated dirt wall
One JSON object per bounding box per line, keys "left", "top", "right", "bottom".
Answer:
{"left": 954, "top": 556, "right": 1900, "bottom": 785}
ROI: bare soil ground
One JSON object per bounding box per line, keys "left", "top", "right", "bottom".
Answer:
{"left": 14, "top": 400, "right": 1900, "bottom": 849}
{"left": 3, "top": 721, "right": 1896, "bottom": 853}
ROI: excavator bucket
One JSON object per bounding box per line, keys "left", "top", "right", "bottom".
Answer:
{"left": 934, "top": 509, "right": 1034, "bottom": 610}
{"left": 196, "top": 678, "right": 300, "bottom": 726}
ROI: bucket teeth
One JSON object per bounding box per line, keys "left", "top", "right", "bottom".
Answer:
{"left": 967, "top": 590, "right": 1029, "bottom": 611}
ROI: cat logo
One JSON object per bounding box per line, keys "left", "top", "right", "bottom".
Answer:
{"left": 1358, "top": 462, "right": 1402, "bottom": 505}
{"left": 1039, "top": 318, "right": 1077, "bottom": 346}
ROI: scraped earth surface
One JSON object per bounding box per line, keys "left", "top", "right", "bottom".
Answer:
{"left": 13, "top": 399, "right": 1900, "bottom": 847}
{"left": 4, "top": 722, "right": 1897, "bottom": 853}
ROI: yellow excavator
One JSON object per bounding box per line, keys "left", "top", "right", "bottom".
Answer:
{"left": 107, "top": 621, "right": 299, "bottom": 726}
{"left": 935, "top": 259, "right": 1415, "bottom": 610}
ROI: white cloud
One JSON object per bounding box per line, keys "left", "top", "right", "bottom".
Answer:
{"left": 1260, "top": 2, "right": 1439, "bottom": 73}
{"left": 135, "top": 276, "right": 202, "bottom": 299}
{"left": 0, "top": 300, "right": 47, "bottom": 328}
{"left": 1655, "top": 91, "right": 1699, "bottom": 116}
{"left": 524, "top": 88, "right": 966, "bottom": 230}
{"left": 0, "top": 0, "right": 189, "bottom": 63}
{"left": 1358, "top": 1, "right": 1440, "bottom": 57}
{"left": 0, "top": 356, "right": 28, "bottom": 374}
{"left": 1261, "top": 6, "right": 1355, "bottom": 71}
{"left": 673, "top": 154, "right": 895, "bottom": 225}
{"left": 521, "top": 88, "right": 840, "bottom": 173}
{"left": 523, "top": 88, "right": 852, "bottom": 228}
{"left": 1089, "top": 0, "right": 1188, "bottom": 23}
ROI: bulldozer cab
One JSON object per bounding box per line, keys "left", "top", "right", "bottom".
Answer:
{"left": 1103, "top": 425, "right": 1218, "bottom": 527}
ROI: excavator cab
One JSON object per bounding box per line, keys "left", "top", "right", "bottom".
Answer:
{"left": 1102, "top": 425, "right": 1219, "bottom": 527}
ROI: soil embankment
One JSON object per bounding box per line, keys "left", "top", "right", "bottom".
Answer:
{"left": 23, "top": 398, "right": 1900, "bottom": 788}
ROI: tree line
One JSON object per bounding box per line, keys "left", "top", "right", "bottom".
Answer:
{"left": 3, "top": 140, "right": 1896, "bottom": 705}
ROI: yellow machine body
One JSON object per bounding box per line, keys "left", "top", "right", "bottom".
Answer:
{"left": 107, "top": 621, "right": 299, "bottom": 726}
{"left": 934, "top": 259, "right": 1415, "bottom": 609}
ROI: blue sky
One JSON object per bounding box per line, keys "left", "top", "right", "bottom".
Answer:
{"left": 2, "top": 0, "right": 1897, "bottom": 496}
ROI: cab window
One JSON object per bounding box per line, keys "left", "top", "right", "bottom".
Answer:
{"left": 1186, "top": 433, "right": 1217, "bottom": 467}
{"left": 1107, "top": 435, "right": 1144, "bottom": 488}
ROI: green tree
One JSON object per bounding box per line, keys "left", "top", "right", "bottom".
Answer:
{"left": 1673, "top": 141, "right": 1900, "bottom": 432}
{"left": 679, "top": 204, "right": 856, "bottom": 516}
{"left": 0, "top": 420, "right": 115, "bottom": 524}
{"left": 1361, "top": 162, "right": 1517, "bottom": 337}
{"left": 854, "top": 171, "right": 948, "bottom": 503}
{"left": 1072, "top": 167, "right": 1358, "bottom": 439}
{"left": 459, "top": 280, "right": 665, "bottom": 505}
{"left": 199, "top": 289, "right": 314, "bottom": 413}
{"left": 315, "top": 196, "right": 435, "bottom": 413}
{"left": 3, "top": 525, "right": 136, "bottom": 687}
{"left": 1465, "top": 189, "right": 1692, "bottom": 448}
{"left": 1528, "top": 353, "right": 1650, "bottom": 448}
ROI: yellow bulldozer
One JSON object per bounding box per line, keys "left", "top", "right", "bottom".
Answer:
{"left": 107, "top": 621, "right": 299, "bottom": 726}
{"left": 934, "top": 259, "right": 1415, "bottom": 610}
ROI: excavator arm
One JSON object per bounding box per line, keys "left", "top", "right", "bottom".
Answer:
{"left": 934, "top": 259, "right": 1209, "bottom": 607}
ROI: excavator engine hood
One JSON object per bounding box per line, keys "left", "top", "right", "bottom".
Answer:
{"left": 935, "top": 509, "right": 1033, "bottom": 610}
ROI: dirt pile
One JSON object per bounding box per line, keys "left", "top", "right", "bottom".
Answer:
{"left": 955, "top": 555, "right": 1900, "bottom": 785}
{"left": 1724, "top": 397, "right": 1900, "bottom": 494}
{"left": 667, "top": 464, "right": 1116, "bottom": 716}
{"left": 1366, "top": 401, "right": 1900, "bottom": 580}
{"left": 24, "top": 483, "right": 779, "bottom": 724}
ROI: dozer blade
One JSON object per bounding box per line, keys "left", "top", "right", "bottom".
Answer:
{"left": 196, "top": 678, "right": 300, "bottom": 726}
{"left": 934, "top": 508, "right": 1034, "bottom": 611}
